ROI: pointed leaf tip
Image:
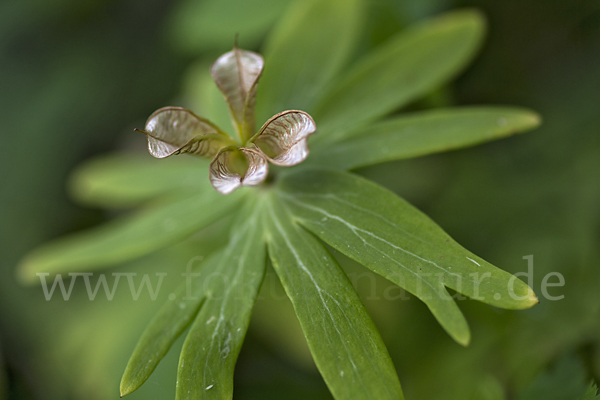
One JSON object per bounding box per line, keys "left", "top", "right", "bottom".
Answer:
{"left": 277, "top": 169, "right": 538, "bottom": 344}
{"left": 525, "top": 111, "right": 542, "bottom": 128}
{"left": 524, "top": 285, "right": 540, "bottom": 308}
{"left": 119, "top": 382, "right": 131, "bottom": 398}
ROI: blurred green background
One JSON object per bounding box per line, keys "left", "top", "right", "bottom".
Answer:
{"left": 1, "top": 0, "right": 599, "bottom": 399}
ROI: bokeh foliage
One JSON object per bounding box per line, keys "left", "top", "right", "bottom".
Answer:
{"left": 1, "top": 0, "right": 599, "bottom": 399}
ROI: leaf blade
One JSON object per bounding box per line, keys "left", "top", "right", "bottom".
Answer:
{"left": 176, "top": 198, "right": 267, "bottom": 400}
{"left": 277, "top": 169, "right": 538, "bottom": 344}
{"left": 68, "top": 154, "right": 209, "bottom": 208}
{"left": 256, "top": 0, "right": 364, "bottom": 121}
{"left": 264, "top": 193, "right": 404, "bottom": 400}
{"left": 579, "top": 383, "right": 600, "bottom": 400}
{"left": 309, "top": 107, "right": 541, "bottom": 170}
{"left": 312, "top": 10, "right": 486, "bottom": 147}
{"left": 18, "top": 190, "right": 245, "bottom": 282}
{"left": 119, "top": 250, "right": 224, "bottom": 396}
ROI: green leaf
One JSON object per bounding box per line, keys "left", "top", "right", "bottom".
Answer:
{"left": 182, "top": 61, "right": 234, "bottom": 136}
{"left": 309, "top": 107, "right": 541, "bottom": 170}
{"left": 256, "top": 0, "right": 364, "bottom": 121}
{"left": 516, "top": 354, "right": 591, "bottom": 400}
{"left": 264, "top": 193, "right": 404, "bottom": 400}
{"left": 165, "top": 0, "right": 293, "bottom": 55}
{"left": 176, "top": 198, "right": 266, "bottom": 399}
{"left": 312, "top": 9, "right": 486, "bottom": 147}
{"left": 18, "top": 190, "right": 245, "bottom": 283}
{"left": 471, "top": 375, "right": 506, "bottom": 400}
{"left": 68, "top": 154, "right": 209, "bottom": 208}
{"left": 277, "top": 169, "right": 538, "bottom": 345}
{"left": 579, "top": 383, "right": 600, "bottom": 400}
{"left": 119, "top": 251, "right": 219, "bottom": 396}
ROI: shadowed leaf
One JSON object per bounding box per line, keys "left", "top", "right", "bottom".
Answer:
{"left": 516, "top": 354, "right": 592, "bottom": 400}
